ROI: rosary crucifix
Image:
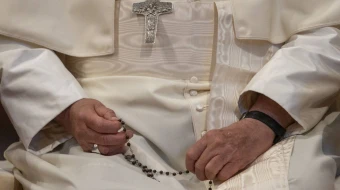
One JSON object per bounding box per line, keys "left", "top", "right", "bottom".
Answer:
{"left": 132, "top": 0, "right": 173, "bottom": 43}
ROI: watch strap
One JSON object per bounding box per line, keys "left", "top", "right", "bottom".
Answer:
{"left": 241, "top": 111, "right": 286, "bottom": 144}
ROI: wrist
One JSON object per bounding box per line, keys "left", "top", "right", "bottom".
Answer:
{"left": 55, "top": 98, "right": 89, "bottom": 126}
{"left": 241, "top": 118, "right": 275, "bottom": 144}
{"left": 55, "top": 107, "right": 70, "bottom": 126}
{"left": 250, "top": 94, "right": 294, "bottom": 128}
{"left": 55, "top": 99, "right": 84, "bottom": 126}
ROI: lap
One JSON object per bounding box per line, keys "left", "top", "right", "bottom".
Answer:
{"left": 217, "top": 112, "right": 340, "bottom": 190}
{"left": 288, "top": 112, "right": 340, "bottom": 190}
{"left": 5, "top": 113, "right": 340, "bottom": 190}
{"left": 216, "top": 136, "right": 294, "bottom": 190}
{"left": 5, "top": 135, "right": 205, "bottom": 190}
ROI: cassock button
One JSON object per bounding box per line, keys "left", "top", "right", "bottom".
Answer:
{"left": 189, "top": 90, "right": 198, "bottom": 96}
{"left": 190, "top": 76, "right": 199, "bottom": 83}
{"left": 196, "top": 105, "right": 204, "bottom": 112}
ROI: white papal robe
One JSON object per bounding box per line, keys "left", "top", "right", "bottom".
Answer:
{"left": 0, "top": 0, "right": 339, "bottom": 190}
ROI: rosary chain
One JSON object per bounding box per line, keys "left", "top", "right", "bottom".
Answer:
{"left": 119, "top": 119, "right": 213, "bottom": 190}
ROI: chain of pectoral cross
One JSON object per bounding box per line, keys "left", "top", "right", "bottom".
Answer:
{"left": 119, "top": 118, "right": 213, "bottom": 190}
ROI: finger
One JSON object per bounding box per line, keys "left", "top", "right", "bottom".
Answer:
{"left": 216, "top": 162, "right": 241, "bottom": 181}
{"left": 186, "top": 137, "right": 207, "bottom": 173}
{"left": 94, "top": 103, "right": 117, "bottom": 119}
{"left": 98, "top": 144, "right": 125, "bottom": 155}
{"left": 80, "top": 142, "right": 93, "bottom": 152}
{"left": 205, "top": 155, "right": 225, "bottom": 180}
{"left": 107, "top": 146, "right": 127, "bottom": 156}
{"left": 194, "top": 147, "right": 220, "bottom": 181}
{"left": 125, "top": 130, "right": 134, "bottom": 140}
{"left": 87, "top": 130, "right": 129, "bottom": 146}
{"left": 87, "top": 115, "right": 121, "bottom": 134}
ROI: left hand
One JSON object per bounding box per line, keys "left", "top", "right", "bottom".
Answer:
{"left": 185, "top": 118, "right": 275, "bottom": 181}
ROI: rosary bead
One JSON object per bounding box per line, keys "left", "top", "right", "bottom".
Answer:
{"left": 121, "top": 134, "right": 195, "bottom": 182}
{"left": 209, "top": 181, "right": 213, "bottom": 184}
{"left": 208, "top": 188, "right": 212, "bottom": 190}
{"left": 118, "top": 119, "right": 122, "bottom": 122}
{"left": 123, "top": 128, "right": 127, "bottom": 132}
{"left": 121, "top": 121, "right": 125, "bottom": 125}
{"left": 124, "top": 155, "right": 133, "bottom": 161}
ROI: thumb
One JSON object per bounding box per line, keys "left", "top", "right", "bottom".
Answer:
{"left": 94, "top": 102, "right": 117, "bottom": 121}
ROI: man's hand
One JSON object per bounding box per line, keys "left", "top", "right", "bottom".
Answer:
{"left": 186, "top": 94, "right": 294, "bottom": 181}
{"left": 186, "top": 118, "right": 275, "bottom": 181}
{"left": 55, "top": 98, "right": 133, "bottom": 155}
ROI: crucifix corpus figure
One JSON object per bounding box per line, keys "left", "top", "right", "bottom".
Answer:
{"left": 133, "top": 0, "right": 173, "bottom": 43}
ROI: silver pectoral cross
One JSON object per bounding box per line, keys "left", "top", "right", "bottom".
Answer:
{"left": 133, "top": 0, "right": 173, "bottom": 44}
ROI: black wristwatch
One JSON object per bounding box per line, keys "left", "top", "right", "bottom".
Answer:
{"left": 240, "top": 111, "right": 286, "bottom": 144}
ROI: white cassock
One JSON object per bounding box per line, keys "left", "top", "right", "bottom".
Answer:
{"left": 0, "top": 0, "right": 339, "bottom": 189}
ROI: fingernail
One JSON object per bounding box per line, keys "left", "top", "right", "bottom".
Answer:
{"left": 110, "top": 117, "right": 118, "bottom": 121}
{"left": 122, "top": 146, "right": 129, "bottom": 153}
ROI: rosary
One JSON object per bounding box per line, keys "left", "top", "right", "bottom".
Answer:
{"left": 118, "top": 119, "right": 214, "bottom": 190}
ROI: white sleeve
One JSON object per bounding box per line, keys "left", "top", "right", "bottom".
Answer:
{"left": 0, "top": 35, "right": 87, "bottom": 154}
{"left": 239, "top": 27, "right": 340, "bottom": 133}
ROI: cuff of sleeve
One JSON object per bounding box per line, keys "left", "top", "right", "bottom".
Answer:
{"left": 28, "top": 122, "right": 72, "bottom": 155}
{"left": 238, "top": 86, "right": 321, "bottom": 134}
{"left": 25, "top": 79, "right": 87, "bottom": 155}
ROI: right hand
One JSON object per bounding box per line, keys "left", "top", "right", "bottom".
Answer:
{"left": 55, "top": 98, "right": 133, "bottom": 155}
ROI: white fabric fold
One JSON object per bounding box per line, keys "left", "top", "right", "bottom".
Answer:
{"left": 0, "top": 35, "right": 87, "bottom": 154}
{"left": 239, "top": 27, "right": 340, "bottom": 132}
{"left": 0, "top": 0, "right": 115, "bottom": 57}
{"left": 232, "top": 0, "right": 340, "bottom": 43}
{"left": 207, "top": 1, "right": 280, "bottom": 130}
{"left": 288, "top": 112, "right": 340, "bottom": 190}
